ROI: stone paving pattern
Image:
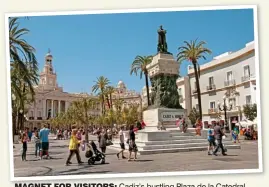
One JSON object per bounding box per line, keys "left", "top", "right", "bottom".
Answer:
{"left": 13, "top": 135, "right": 259, "bottom": 177}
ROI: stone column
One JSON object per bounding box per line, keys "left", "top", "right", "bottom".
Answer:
{"left": 51, "top": 100, "right": 54, "bottom": 118}
{"left": 65, "top": 101, "right": 68, "bottom": 112}
{"left": 43, "top": 100, "right": 47, "bottom": 119}
{"left": 58, "top": 100, "right": 61, "bottom": 114}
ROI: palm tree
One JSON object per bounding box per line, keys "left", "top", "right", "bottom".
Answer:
{"left": 105, "top": 86, "right": 115, "bottom": 108}
{"left": 10, "top": 17, "right": 38, "bottom": 99}
{"left": 177, "top": 39, "right": 212, "bottom": 119}
{"left": 92, "top": 76, "right": 110, "bottom": 114}
{"left": 71, "top": 98, "right": 95, "bottom": 142}
{"left": 130, "top": 55, "right": 152, "bottom": 107}
{"left": 9, "top": 17, "right": 38, "bottom": 135}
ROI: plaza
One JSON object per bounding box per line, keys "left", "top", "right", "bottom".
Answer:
{"left": 13, "top": 135, "right": 258, "bottom": 177}
{"left": 9, "top": 10, "right": 260, "bottom": 178}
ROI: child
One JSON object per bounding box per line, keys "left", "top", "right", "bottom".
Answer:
{"left": 33, "top": 131, "right": 41, "bottom": 158}
{"left": 21, "top": 133, "right": 28, "bottom": 161}
{"left": 207, "top": 124, "right": 216, "bottom": 155}
{"left": 232, "top": 126, "right": 240, "bottom": 143}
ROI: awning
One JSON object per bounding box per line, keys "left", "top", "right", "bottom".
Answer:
{"left": 239, "top": 119, "right": 254, "bottom": 128}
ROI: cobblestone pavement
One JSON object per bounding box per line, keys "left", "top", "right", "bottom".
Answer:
{"left": 13, "top": 135, "right": 259, "bottom": 177}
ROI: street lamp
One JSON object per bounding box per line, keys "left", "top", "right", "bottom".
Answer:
{"left": 11, "top": 94, "right": 16, "bottom": 144}
{"left": 19, "top": 109, "right": 23, "bottom": 130}
{"left": 217, "top": 96, "right": 233, "bottom": 132}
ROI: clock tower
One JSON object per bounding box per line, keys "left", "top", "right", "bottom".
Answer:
{"left": 39, "top": 49, "right": 59, "bottom": 91}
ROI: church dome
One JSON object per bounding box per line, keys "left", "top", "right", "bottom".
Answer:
{"left": 117, "top": 80, "right": 126, "bottom": 89}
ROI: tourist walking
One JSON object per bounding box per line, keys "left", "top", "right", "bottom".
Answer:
{"left": 33, "top": 131, "right": 41, "bottom": 158}
{"left": 98, "top": 129, "right": 108, "bottom": 153}
{"left": 21, "top": 133, "right": 28, "bottom": 161}
{"left": 65, "top": 129, "right": 83, "bottom": 166}
{"left": 127, "top": 125, "right": 138, "bottom": 161}
{"left": 195, "top": 118, "right": 202, "bottom": 136}
{"left": 213, "top": 122, "right": 227, "bottom": 156}
{"left": 207, "top": 124, "right": 216, "bottom": 155}
{"left": 232, "top": 126, "right": 240, "bottom": 143}
{"left": 116, "top": 126, "right": 126, "bottom": 159}
{"left": 39, "top": 124, "right": 50, "bottom": 159}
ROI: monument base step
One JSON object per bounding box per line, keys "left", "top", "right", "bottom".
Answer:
{"left": 108, "top": 144, "right": 241, "bottom": 155}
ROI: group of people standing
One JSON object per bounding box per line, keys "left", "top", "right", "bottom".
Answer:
{"left": 20, "top": 124, "right": 50, "bottom": 161}
{"left": 116, "top": 125, "right": 138, "bottom": 161}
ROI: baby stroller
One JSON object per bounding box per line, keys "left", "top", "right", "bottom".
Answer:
{"left": 85, "top": 141, "right": 106, "bottom": 165}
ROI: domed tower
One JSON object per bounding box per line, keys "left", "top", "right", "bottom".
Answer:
{"left": 39, "top": 49, "right": 58, "bottom": 90}
{"left": 117, "top": 80, "right": 127, "bottom": 93}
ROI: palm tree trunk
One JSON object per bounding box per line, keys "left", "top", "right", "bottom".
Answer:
{"left": 109, "top": 93, "right": 113, "bottom": 108}
{"left": 193, "top": 62, "right": 202, "bottom": 120}
{"left": 144, "top": 73, "right": 150, "bottom": 106}
{"left": 106, "top": 95, "right": 111, "bottom": 109}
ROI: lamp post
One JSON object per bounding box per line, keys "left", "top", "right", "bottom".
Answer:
{"left": 217, "top": 96, "right": 233, "bottom": 132}
{"left": 19, "top": 109, "right": 23, "bottom": 130}
{"left": 11, "top": 94, "right": 16, "bottom": 143}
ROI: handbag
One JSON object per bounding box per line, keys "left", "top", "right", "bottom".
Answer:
{"left": 106, "top": 140, "right": 113, "bottom": 146}
{"left": 126, "top": 139, "right": 130, "bottom": 144}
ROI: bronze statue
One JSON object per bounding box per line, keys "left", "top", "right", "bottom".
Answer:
{"left": 157, "top": 25, "right": 168, "bottom": 53}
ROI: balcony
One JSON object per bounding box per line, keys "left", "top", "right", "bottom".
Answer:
{"left": 206, "top": 84, "right": 216, "bottom": 91}
{"left": 208, "top": 108, "right": 218, "bottom": 114}
{"left": 29, "top": 117, "right": 34, "bottom": 120}
{"left": 224, "top": 79, "right": 236, "bottom": 87}
{"left": 241, "top": 75, "right": 250, "bottom": 82}
{"left": 37, "top": 117, "right": 42, "bottom": 120}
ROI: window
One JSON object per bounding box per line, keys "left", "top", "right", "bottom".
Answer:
{"left": 209, "top": 101, "right": 216, "bottom": 109}
{"left": 227, "top": 71, "right": 233, "bottom": 81}
{"left": 194, "top": 81, "right": 197, "bottom": 89}
{"left": 178, "top": 88, "right": 182, "bottom": 96}
{"left": 38, "top": 111, "right": 42, "bottom": 117}
{"left": 209, "top": 77, "right": 214, "bottom": 86}
{"left": 244, "top": 65, "right": 250, "bottom": 77}
{"left": 30, "top": 111, "right": 34, "bottom": 117}
{"left": 195, "top": 104, "right": 199, "bottom": 111}
{"left": 246, "top": 95, "right": 252, "bottom": 105}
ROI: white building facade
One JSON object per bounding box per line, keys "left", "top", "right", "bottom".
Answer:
{"left": 25, "top": 52, "right": 142, "bottom": 128}
{"left": 186, "top": 41, "right": 256, "bottom": 129}
{"left": 26, "top": 52, "right": 101, "bottom": 128}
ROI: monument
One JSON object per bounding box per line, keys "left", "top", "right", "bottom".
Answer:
{"left": 142, "top": 25, "right": 186, "bottom": 131}
{"left": 111, "top": 26, "right": 240, "bottom": 154}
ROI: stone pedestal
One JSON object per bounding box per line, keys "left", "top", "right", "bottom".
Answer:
{"left": 147, "top": 53, "right": 179, "bottom": 77}
{"left": 143, "top": 108, "right": 186, "bottom": 131}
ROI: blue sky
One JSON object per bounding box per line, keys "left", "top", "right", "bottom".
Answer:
{"left": 17, "top": 8, "right": 254, "bottom": 94}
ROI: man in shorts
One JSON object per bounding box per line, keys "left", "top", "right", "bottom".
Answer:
{"left": 207, "top": 124, "right": 216, "bottom": 155}
{"left": 116, "top": 126, "right": 126, "bottom": 159}
{"left": 39, "top": 124, "right": 50, "bottom": 159}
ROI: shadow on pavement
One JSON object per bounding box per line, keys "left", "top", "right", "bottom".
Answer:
{"left": 50, "top": 145, "right": 69, "bottom": 148}
{"left": 133, "top": 159, "right": 153, "bottom": 162}
{"left": 213, "top": 158, "right": 241, "bottom": 162}
{"left": 57, "top": 171, "right": 110, "bottom": 175}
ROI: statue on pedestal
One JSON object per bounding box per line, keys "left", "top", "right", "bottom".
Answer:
{"left": 157, "top": 25, "right": 171, "bottom": 54}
